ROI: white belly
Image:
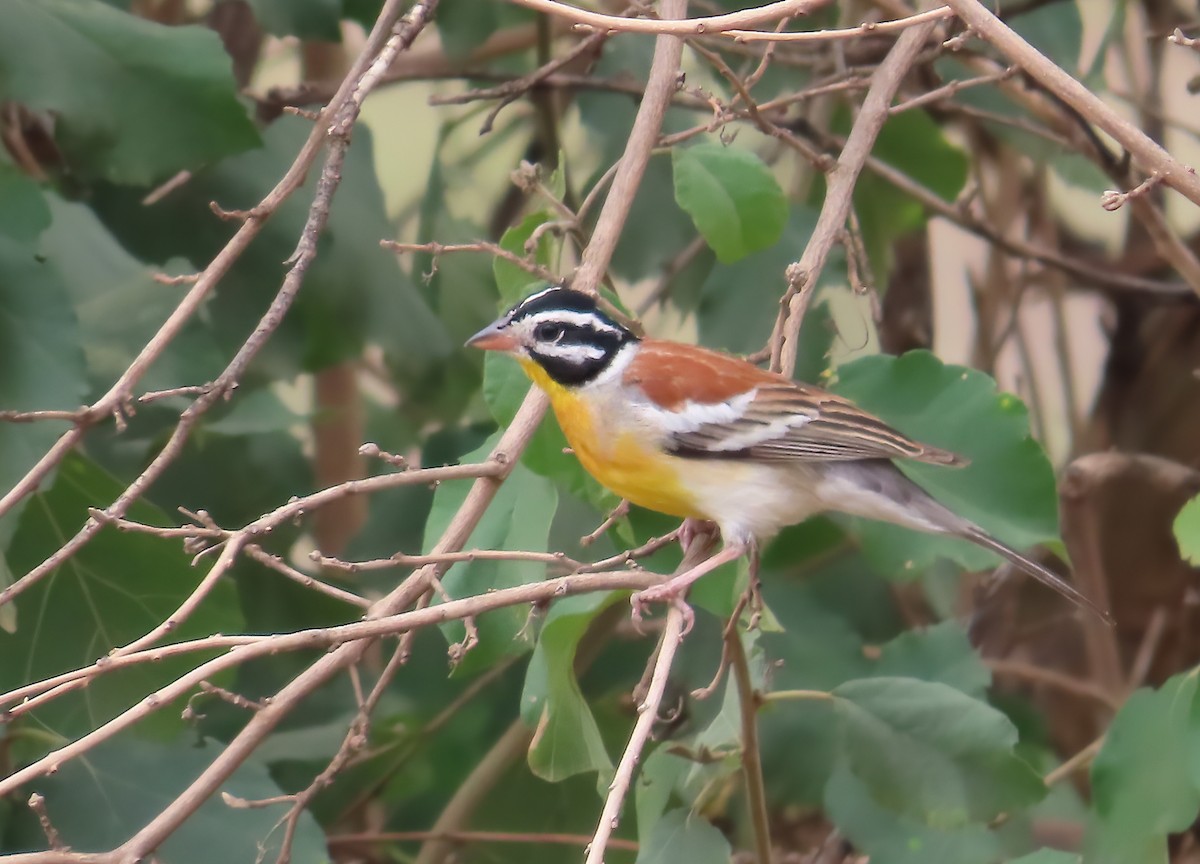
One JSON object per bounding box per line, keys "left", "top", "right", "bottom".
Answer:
{"left": 669, "top": 459, "right": 827, "bottom": 545}
{"left": 670, "top": 459, "right": 947, "bottom": 546}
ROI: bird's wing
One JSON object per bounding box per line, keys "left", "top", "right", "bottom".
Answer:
{"left": 624, "top": 341, "right": 966, "bottom": 466}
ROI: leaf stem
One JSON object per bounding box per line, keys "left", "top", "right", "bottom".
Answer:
{"left": 762, "top": 689, "right": 835, "bottom": 702}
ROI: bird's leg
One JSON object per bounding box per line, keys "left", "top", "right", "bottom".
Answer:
{"left": 631, "top": 542, "right": 748, "bottom": 635}
{"left": 677, "top": 517, "right": 717, "bottom": 552}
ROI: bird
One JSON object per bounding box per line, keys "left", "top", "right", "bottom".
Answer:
{"left": 467, "top": 284, "right": 1110, "bottom": 626}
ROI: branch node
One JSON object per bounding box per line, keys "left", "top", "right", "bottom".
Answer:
{"left": 28, "top": 792, "right": 68, "bottom": 851}
{"left": 1100, "top": 171, "right": 1164, "bottom": 211}
{"left": 153, "top": 272, "right": 201, "bottom": 286}
{"left": 209, "top": 200, "right": 262, "bottom": 221}
{"left": 283, "top": 105, "right": 322, "bottom": 121}
{"left": 1169, "top": 27, "right": 1200, "bottom": 51}
{"left": 359, "top": 441, "right": 407, "bottom": 467}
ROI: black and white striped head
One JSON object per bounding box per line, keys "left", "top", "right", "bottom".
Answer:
{"left": 467, "top": 286, "right": 638, "bottom": 386}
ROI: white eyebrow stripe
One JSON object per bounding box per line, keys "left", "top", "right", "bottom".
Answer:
{"left": 523, "top": 309, "right": 621, "bottom": 335}
{"left": 520, "top": 286, "right": 562, "bottom": 306}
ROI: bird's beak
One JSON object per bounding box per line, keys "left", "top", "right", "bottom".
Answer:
{"left": 466, "top": 320, "right": 517, "bottom": 352}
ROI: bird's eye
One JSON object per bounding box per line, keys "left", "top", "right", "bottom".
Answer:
{"left": 534, "top": 322, "right": 566, "bottom": 343}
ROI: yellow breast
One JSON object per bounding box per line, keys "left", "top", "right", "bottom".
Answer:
{"left": 518, "top": 359, "right": 702, "bottom": 519}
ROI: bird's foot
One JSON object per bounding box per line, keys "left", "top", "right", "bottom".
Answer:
{"left": 631, "top": 579, "right": 697, "bottom": 637}
{"left": 630, "top": 542, "right": 747, "bottom": 637}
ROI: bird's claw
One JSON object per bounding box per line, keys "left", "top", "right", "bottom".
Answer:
{"left": 631, "top": 585, "right": 695, "bottom": 637}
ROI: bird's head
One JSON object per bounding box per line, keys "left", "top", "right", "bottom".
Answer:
{"left": 467, "top": 285, "right": 638, "bottom": 386}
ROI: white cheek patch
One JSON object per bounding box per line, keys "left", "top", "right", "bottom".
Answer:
{"left": 585, "top": 342, "right": 637, "bottom": 389}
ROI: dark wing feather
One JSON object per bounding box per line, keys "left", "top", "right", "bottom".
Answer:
{"left": 666, "top": 382, "right": 967, "bottom": 466}
{"left": 625, "top": 341, "right": 967, "bottom": 467}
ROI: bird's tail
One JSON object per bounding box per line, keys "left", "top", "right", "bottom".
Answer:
{"left": 955, "top": 524, "right": 1113, "bottom": 625}
{"left": 824, "top": 460, "right": 1112, "bottom": 624}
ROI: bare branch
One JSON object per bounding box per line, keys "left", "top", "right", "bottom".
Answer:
{"left": 773, "top": 17, "right": 940, "bottom": 375}
{"left": 728, "top": 5, "right": 953, "bottom": 42}
{"left": 585, "top": 606, "right": 686, "bottom": 864}
{"left": 507, "top": 0, "right": 830, "bottom": 36}
{"left": 945, "top": 0, "right": 1200, "bottom": 211}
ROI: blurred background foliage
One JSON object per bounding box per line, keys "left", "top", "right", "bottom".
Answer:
{"left": 1, "top": 0, "right": 1200, "bottom": 863}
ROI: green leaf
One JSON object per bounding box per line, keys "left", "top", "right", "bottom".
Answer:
{"left": 831, "top": 352, "right": 1059, "bottom": 577}
{"left": 699, "top": 205, "right": 826, "bottom": 357}
{"left": 422, "top": 433, "right": 558, "bottom": 676}
{"left": 1051, "top": 153, "right": 1111, "bottom": 195}
{"left": 246, "top": 0, "right": 342, "bottom": 40}
{"left": 635, "top": 808, "right": 731, "bottom": 864}
{"left": 0, "top": 236, "right": 87, "bottom": 410}
{"left": 0, "top": 454, "right": 243, "bottom": 740}
{"left": 204, "top": 388, "right": 304, "bottom": 436}
{"left": 494, "top": 211, "right": 556, "bottom": 304}
{"left": 1174, "top": 495, "right": 1200, "bottom": 566}
{"left": 0, "top": 0, "right": 260, "bottom": 185}
{"left": 0, "top": 159, "right": 51, "bottom": 243}
{"left": 17, "top": 738, "right": 325, "bottom": 862}
{"left": 343, "top": 0, "right": 384, "bottom": 29}
{"left": 872, "top": 622, "right": 991, "bottom": 700}
{"left": 608, "top": 149, "right": 701, "bottom": 278}
{"left": 435, "top": 0, "right": 535, "bottom": 58}
{"left": 0, "top": 234, "right": 89, "bottom": 547}
{"left": 1082, "top": 818, "right": 1165, "bottom": 864}
{"left": 1009, "top": 1, "right": 1082, "bottom": 72}
{"left": 851, "top": 108, "right": 967, "bottom": 273}
{"left": 93, "top": 117, "right": 449, "bottom": 375}
{"left": 1087, "top": 669, "right": 1200, "bottom": 851}
{"left": 40, "top": 194, "right": 224, "bottom": 390}
{"left": 1007, "top": 851, "right": 1081, "bottom": 864}
{"left": 832, "top": 677, "right": 1045, "bottom": 826}
{"left": 672, "top": 144, "right": 787, "bottom": 264}
{"left": 636, "top": 747, "right": 691, "bottom": 839}
{"left": 824, "top": 764, "right": 1003, "bottom": 864}
{"left": 522, "top": 591, "right": 620, "bottom": 782}
{"left": 758, "top": 581, "right": 997, "bottom": 808}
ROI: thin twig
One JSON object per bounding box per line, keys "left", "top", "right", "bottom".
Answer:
{"left": 381, "top": 239, "right": 560, "bottom": 284}
{"left": 945, "top": 0, "right": 1200, "bottom": 211}
{"left": 580, "top": 500, "right": 630, "bottom": 546}
{"left": 576, "top": 528, "right": 682, "bottom": 573}
{"left": 507, "top": 0, "right": 830, "bottom": 36}
{"left": 988, "top": 658, "right": 1121, "bottom": 710}
{"left": 315, "top": 548, "right": 579, "bottom": 573}
{"left": 332, "top": 830, "right": 639, "bottom": 851}
{"left": 28, "top": 794, "right": 66, "bottom": 852}
{"left": 1044, "top": 737, "right": 1104, "bottom": 787}
{"left": 0, "top": 566, "right": 660, "bottom": 792}
{"left": 585, "top": 605, "right": 687, "bottom": 864}
{"left": 272, "top": 640, "right": 410, "bottom": 864}
{"left": 729, "top": 6, "right": 952, "bottom": 42}
{"left": 772, "top": 17, "right": 940, "bottom": 375}
{"left": 0, "top": 409, "right": 84, "bottom": 424}
{"left": 245, "top": 545, "right": 371, "bottom": 609}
